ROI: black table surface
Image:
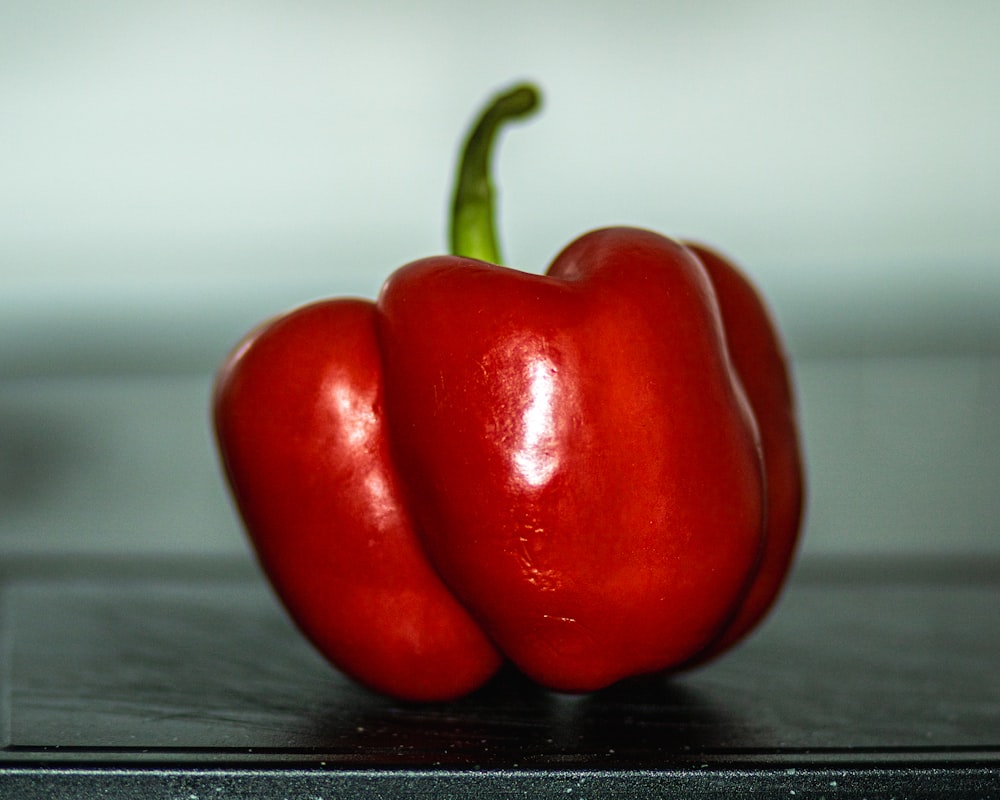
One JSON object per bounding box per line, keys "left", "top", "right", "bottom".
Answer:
{"left": 1, "top": 554, "right": 998, "bottom": 798}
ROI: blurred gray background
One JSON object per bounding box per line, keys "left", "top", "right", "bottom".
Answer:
{"left": 2, "top": 1, "right": 998, "bottom": 564}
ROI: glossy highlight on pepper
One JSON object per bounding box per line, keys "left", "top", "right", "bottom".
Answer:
{"left": 213, "top": 82, "right": 805, "bottom": 701}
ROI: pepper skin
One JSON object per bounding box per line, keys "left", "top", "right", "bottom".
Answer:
{"left": 376, "top": 228, "right": 766, "bottom": 692}
{"left": 684, "top": 243, "right": 804, "bottom": 658}
{"left": 214, "top": 301, "right": 503, "bottom": 701}
{"left": 213, "top": 84, "right": 804, "bottom": 701}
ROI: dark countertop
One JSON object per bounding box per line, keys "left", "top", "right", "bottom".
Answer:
{"left": 1, "top": 555, "right": 998, "bottom": 798}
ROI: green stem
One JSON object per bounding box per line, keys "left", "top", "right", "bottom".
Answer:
{"left": 450, "top": 83, "right": 541, "bottom": 264}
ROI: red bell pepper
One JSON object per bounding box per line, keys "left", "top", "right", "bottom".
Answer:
{"left": 213, "top": 84, "right": 804, "bottom": 701}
